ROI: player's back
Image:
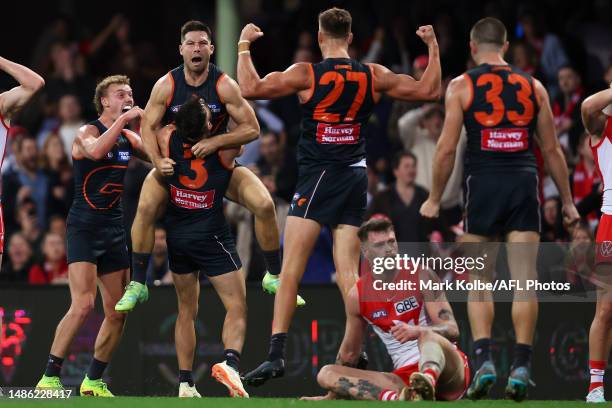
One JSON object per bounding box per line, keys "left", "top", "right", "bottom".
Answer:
{"left": 164, "top": 129, "right": 235, "bottom": 235}
{"left": 463, "top": 63, "right": 539, "bottom": 175}
{"left": 298, "top": 58, "right": 375, "bottom": 173}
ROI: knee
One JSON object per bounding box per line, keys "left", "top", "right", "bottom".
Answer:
{"left": 596, "top": 303, "right": 612, "bottom": 325}
{"left": 135, "top": 198, "right": 158, "bottom": 221}
{"left": 317, "top": 365, "right": 335, "bottom": 388}
{"left": 105, "top": 308, "right": 127, "bottom": 325}
{"left": 178, "top": 302, "right": 198, "bottom": 321}
{"left": 70, "top": 295, "right": 95, "bottom": 320}
{"left": 253, "top": 194, "right": 276, "bottom": 219}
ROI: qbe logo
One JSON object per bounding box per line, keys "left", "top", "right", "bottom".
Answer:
{"left": 394, "top": 296, "right": 419, "bottom": 315}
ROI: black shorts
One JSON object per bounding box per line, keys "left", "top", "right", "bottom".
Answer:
{"left": 463, "top": 171, "right": 540, "bottom": 236}
{"left": 288, "top": 166, "right": 367, "bottom": 227}
{"left": 167, "top": 224, "right": 242, "bottom": 276}
{"left": 66, "top": 222, "right": 129, "bottom": 274}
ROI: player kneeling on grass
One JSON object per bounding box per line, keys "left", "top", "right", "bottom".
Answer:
{"left": 156, "top": 96, "right": 248, "bottom": 398}
{"left": 303, "top": 218, "right": 469, "bottom": 401}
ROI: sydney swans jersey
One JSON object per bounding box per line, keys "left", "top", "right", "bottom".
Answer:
{"left": 299, "top": 58, "right": 375, "bottom": 172}
{"left": 463, "top": 64, "right": 539, "bottom": 175}
{"left": 162, "top": 64, "right": 229, "bottom": 136}
{"left": 357, "top": 271, "right": 430, "bottom": 369}
{"left": 68, "top": 120, "right": 132, "bottom": 225}
{"left": 592, "top": 118, "right": 612, "bottom": 215}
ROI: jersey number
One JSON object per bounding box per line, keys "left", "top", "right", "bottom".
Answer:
{"left": 474, "top": 73, "right": 535, "bottom": 127}
{"left": 313, "top": 71, "right": 367, "bottom": 123}
{"left": 180, "top": 149, "right": 208, "bottom": 189}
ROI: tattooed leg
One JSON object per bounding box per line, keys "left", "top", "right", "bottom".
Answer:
{"left": 316, "top": 365, "right": 404, "bottom": 401}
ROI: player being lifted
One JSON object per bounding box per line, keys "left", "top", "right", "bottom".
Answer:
{"left": 114, "top": 21, "right": 304, "bottom": 312}
{"left": 303, "top": 218, "right": 469, "bottom": 402}
{"left": 581, "top": 83, "right": 612, "bottom": 403}
{"left": 155, "top": 96, "right": 248, "bottom": 398}
{"left": 419, "top": 18, "right": 579, "bottom": 401}
{"left": 239, "top": 8, "right": 442, "bottom": 384}
{"left": 36, "top": 76, "right": 146, "bottom": 396}
{"left": 0, "top": 56, "right": 45, "bottom": 265}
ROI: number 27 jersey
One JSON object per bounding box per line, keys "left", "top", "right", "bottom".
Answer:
{"left": 299, "top": 58, "right": 375, "bottom": 173}
{"left": 463, "top": 64, "right": 539, "bottom": 175}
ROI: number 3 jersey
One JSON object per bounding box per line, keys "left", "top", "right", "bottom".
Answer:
{"left": 68, "top": 120, "right": 132, "bottom": 226}
{"left": 299, "top": 58, "right": 375, "bottom": 173}
{"left": 164, "top": 130, "right": 235, "bottom": 235}
{"left": 463, "top": 64, "right": 539, "bottom": 175}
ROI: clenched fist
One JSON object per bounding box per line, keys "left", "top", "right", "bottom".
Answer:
{"left": 240, "top": 23, "right": 264, "bottom": 43}
{"left": 416, "top": 25, "right": 437, "bottom": 47}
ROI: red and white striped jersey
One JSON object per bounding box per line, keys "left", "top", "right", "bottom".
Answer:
{"left": 356, "top": 270, "right": 430, "bottom": 369}
{"left": 591, "top": 117, "right": 612, "bottom": 215}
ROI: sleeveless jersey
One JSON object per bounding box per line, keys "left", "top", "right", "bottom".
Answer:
{"left": 463, "top": 64, "right": 539, "bottom": 175}
{"left": 0, "top": 113, "right": 9, "bottom": 196}
{"left": 299, "top": 58, "right": 375, "bottom": 173}
{"left": 356, "top": 270, "right": 429, "bottom": 369}
{"left": 162, "top": 63, "right": 229, "bottom": 136}
{"left": 591, "top": 118, "right": 612, "bottom": 215}
{"left": 164, "top": 130, "right": 233, "bottom": 234}
{"left": 68, "top": 120, "right": 132, "bottom": 225}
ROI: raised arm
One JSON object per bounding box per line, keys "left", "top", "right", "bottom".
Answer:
{"left": 142, "top": 74, "right": 175, "bottom": 175}
{"left": 0, "top": 56, "right": 45, "bottom": 123}
{"left": 419, "top": 75, "right": 466, "bottom": 218}
{"left": 369, "top": 25, "right": 440, "bottom": 102}
{"left": 237, "top": 24, "right": 311, "bottom": 100}
{"left": 335, "top": 286, "right": 368, "bottom": 366}
{"left": 533, "top": 79, "right": 580, "bottom": 228}
{"left": 73, "top": 107, "right": 142, "bottom": 161}
{"left": 581, "top": 84, "right": 612, "bottom": 137}
{"left": 123, "top": 128, "right": 149, "bottom": 161}
{"left": 191, "top": 75, "right": 260, "bottom": 158}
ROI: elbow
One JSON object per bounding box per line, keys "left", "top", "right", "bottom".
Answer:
{"left": 247, "top": 121, "right": 260, "bottom": 142}
{"left": 425, "top": 84, "right": 442, "bottom": 101}
{"left": 239, "top": 83, "right": 257, "bottom": 100}
{"left": 30, "top": 75, "right": 45, "bottom": 92}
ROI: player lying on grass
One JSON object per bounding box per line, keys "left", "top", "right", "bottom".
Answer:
{"left": 303, "top": 218, "right": 469, "bottom": 401}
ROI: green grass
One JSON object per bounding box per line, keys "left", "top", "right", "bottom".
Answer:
{"left": 0, "top": 398, "right": 607, "bottom": 408}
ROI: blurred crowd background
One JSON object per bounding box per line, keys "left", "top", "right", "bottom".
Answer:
{"left": 0, "top": 0, "right": 611, "bottom": 286}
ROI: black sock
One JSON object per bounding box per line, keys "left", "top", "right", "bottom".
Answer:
{"left": 512, "top": 343, "right": 532, "bottom": 370}
{"left": 132, "top": 252, "right": 151, "bottom": 284}
{"left": 262, "top": 250, "right": 281, "bottom": 276}
{"left": 268, "top": 333, "right": 287, "bottom": 361}
{"left": 473, "top": 338, "right": 492, "bottom": 371}
{"left": 44, "top": 354, "right": 64, "bottom": 377}
{"left": 179, "top": 370, "right": 194, "bottom": 386}
{"left": 224, "top": 349, "right": 241, "bottom": 372}
{"left": 86, "top": 358, "right": 108, "bottom": 380}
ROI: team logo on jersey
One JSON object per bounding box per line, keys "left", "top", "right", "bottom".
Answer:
{"left": 171, "top": 105, "right": 182, "bottom": 113}
{"left": 394, "top": 296, "right": 419, "bottom": 315}
{"left": 371, "top": 309, "right": 388, "bottom": 319}
{"left": 118, "top": 151, "right": 130, "bottom": 162}
{"left": 106, "top": 151, "right": 114, "bottom": 159}
{"left": 601, "top": 241, "right": 612, "bottom": 258}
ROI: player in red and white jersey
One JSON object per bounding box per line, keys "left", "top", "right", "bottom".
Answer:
{"left": 0, "top": 56, "right": 44, "bottom": 262}
{"left": 581, "top": 83, "right": 612, "bottom": 403}
{"left": 303, "top": 218, "right": 469, "bottom": 401}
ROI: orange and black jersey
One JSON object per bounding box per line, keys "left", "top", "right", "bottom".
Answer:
{"left": 299, "top": 58, "right": 375, "bottom": 173}
{"left": 162, "top": 63, "right": 229, "bottom": 136}
{"left": 463, "top": 64, "right": 540, "bottom": 175}
{"left": 67, "top": 120, "right": 132, "bottom": 225}
{"left": 164, "top": 130, "right": 233, "bottom": 235}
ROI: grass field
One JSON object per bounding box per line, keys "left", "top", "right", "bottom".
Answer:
{"left": 0, "top": 398, "right": 605, "bottom": 408}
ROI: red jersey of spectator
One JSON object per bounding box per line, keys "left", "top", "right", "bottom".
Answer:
{"left": 28, "top": 259, "right": 68, "bottom": 284}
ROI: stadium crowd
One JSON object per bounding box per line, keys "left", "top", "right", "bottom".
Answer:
{"left": 0, "top": 0, "right": 611, "bottom": 286}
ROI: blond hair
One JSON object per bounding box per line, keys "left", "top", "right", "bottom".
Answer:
{"left": 93, "top": 75, "right": 130, "bottom": 115}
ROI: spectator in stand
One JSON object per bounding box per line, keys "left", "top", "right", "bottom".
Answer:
{"left": 28, "top": 232, "right": 68, "bottom": 284}
{"left": 147, "top": 226, "right": 171, "bottom": 285}
{"left": 15, "top": 195, "right": 42, "bottom": 254}
{"left": 56, "top": 94, "right": 84, "bottom": 157}
{"left": 0, "top": 232, "right": 33, "bottom": 283}
{"left": 367, "top": 151, "right": 431, "bottom": 243}
{"left": 39, "top": 134, "right": 73, "bottom": 217}
{"left": 398, "top": 103, "right": 465, "bottom": 229}
{"left": 541, "top": 197, "right": 569, "bottom": 242}
{"left": 2, "top": 135, "right": 50, "bottom": 231}
{"left": 553, "top": 65, "right": 585, "bottom": 155}
{"left": 48, "top": 214, "right": 67, "bottom": 240}
{"left": 255, "top": 131, "right": 297, "bottom": 203}
{"left": 510, "top": 40, "right": 542, "bottom": 79}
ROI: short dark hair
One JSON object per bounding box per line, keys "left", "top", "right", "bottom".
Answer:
{"left": 175, "top": 96, "right": 211, "bottom": 144}
{"left": 318, "top": 8, "right": 352, "bottom": 39}
{"left": 181, "top": 20, "right": 213, "bottom": 43}
{"left": 358, "top": 218, "right": 394, "bottom": 242}
{"left": 470, "top": 17, "right": 507, "bottom": 47}
{"left": 392, "top": 151, "right": 417, "bottom": 170}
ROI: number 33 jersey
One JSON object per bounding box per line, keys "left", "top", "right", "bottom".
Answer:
{"left": 463, "top": 63, "right": 539, "bottom": 175}
{"left": 299, "top": 58, "right": 375, "bottom": 173}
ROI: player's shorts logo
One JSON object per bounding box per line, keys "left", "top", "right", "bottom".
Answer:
{"left": 298, "top": 197, "right": 308, "bottom": 207}
{"left": 600, "top": 241, "right": 612, "bottom": 258}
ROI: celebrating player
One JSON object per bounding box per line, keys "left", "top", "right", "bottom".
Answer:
{"left": 419, "top": 17, "right": 579, "bottom": 401}
{"left": 581, "top": 83, "right": 612, "bottom": 403}
{"left": 155, "top": 96, "right": 248, "bottom": 398}
{"left": 114, "top": 21, "right": 303, "bottom": 311}
{"left": 36, "top": 75, "right": 145, "bottom": 396}
{"left": 303, "top": 218, "right": 469, "bottom": 401}
{"left": 0, "top": 56, "right": 45, "bottom": 265}
{"left": 240, "top": 8, "right": 441, "bottom": 385}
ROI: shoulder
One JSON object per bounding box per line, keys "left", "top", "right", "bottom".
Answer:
{"left": 77, "top": 123, "right": 100, "bottom": 138}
